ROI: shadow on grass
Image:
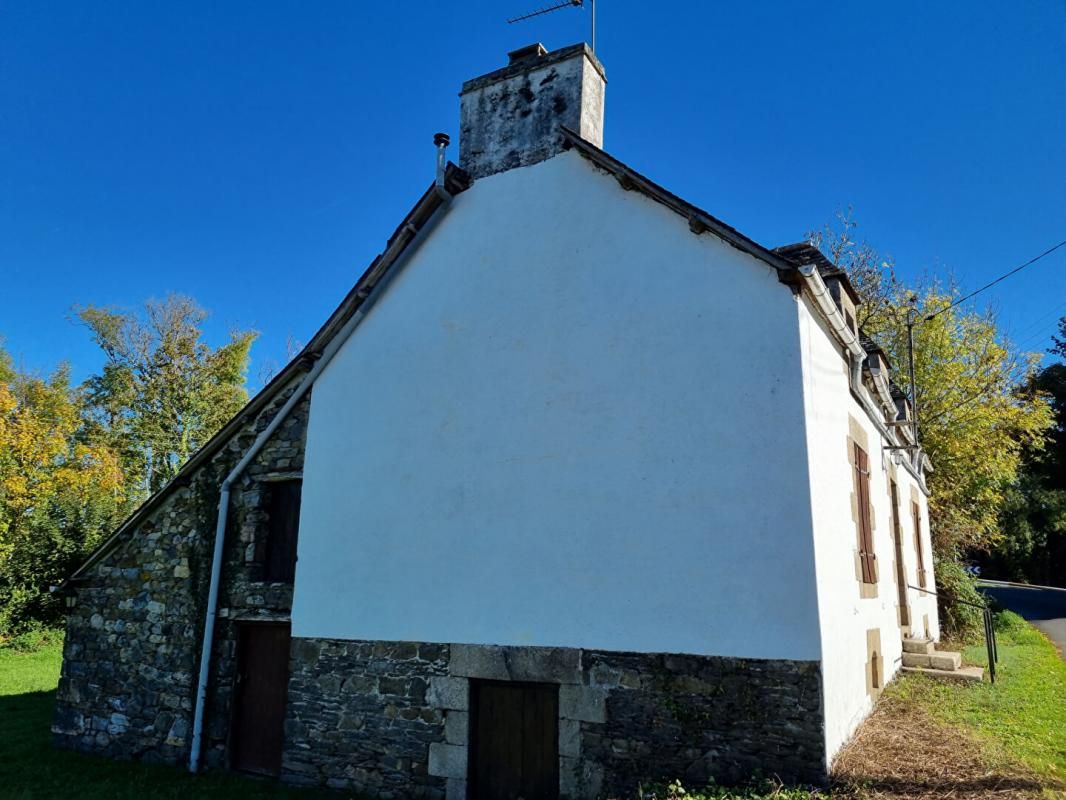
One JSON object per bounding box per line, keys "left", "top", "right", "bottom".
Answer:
{"left": 0, "top": 689, "right": 346, "bottom": 800}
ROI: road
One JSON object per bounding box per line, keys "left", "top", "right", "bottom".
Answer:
{"left": 979, "top": 580, "right": 1066, "bottom": 659}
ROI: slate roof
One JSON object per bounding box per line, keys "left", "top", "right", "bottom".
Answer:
{"left": 63, "top": 164, "right": 473, "bottom": 585}
{"left": 63, "top": 131, "right": 901, "bottom": 585}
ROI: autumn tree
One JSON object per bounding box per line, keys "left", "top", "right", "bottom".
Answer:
{"left": 986, "top": 317, "right": 1066, "bottom": 585}
{"left": 812, "top": 216, "right": 1053, "bottom": 633}
{"left": 78, "top": 295, "right": 257, "bottom": 497}
{"left": 0, "top": 348, "right": 125, "bottom": 632}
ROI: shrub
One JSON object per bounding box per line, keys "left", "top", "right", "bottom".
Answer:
{"left": 0, "top": 623, "right": 64, "bottom": 652}
{"left": 934, "top": 557, "right": 986, "bottom": 640}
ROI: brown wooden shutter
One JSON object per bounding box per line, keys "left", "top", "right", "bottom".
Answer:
{"left": 912, "top": 501, "right": 927, "bottom": 589}
{"left": 854, "top": 444, "right": 876, "bottom": 584}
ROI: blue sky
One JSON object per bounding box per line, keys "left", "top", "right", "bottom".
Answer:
{"left": 2, "top": 1, "right": 1064, "bottom": 388}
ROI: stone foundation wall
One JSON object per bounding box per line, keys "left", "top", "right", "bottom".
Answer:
{"left": 52, "top": 381, "right": 311, "bottom": 767}
{"left": 283, "top": 639, "right": 451, "bottom": 798}
{"left": 283, "top": 639, "right": 826, "bottom": 800}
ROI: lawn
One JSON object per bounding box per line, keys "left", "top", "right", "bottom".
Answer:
{"left": 2, "top": 614, "right": 1063, "bottom": 799}
{"left": 0, "top": 633, "right": 346, "bottom": 800}
{"left": 899, "top": 611, "right": 1066, "bottom": 785}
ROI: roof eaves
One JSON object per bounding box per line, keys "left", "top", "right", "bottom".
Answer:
{"left": 772, "top": 242, "right": 863, "bottom": 306}
{"left": 62, "top": 163, "right": 473, "bottom": 587}
{"left": 559, "top": 128, "right": 797, "bottom": 277}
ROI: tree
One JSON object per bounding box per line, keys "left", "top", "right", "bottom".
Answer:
{"left": 813, "top": 216, "right": 1051, "bottom": 555}
{"left": 986, "top": 319, "right": 1066, "bottom": 585}
{"left": 812, "top": 215, "right": 1053, "bottom": 633}
{"left": 809, "top": 207, "right": 902, "bottom": 332}
{"left": 0, "top": 350, "right": 125, "bottom": 632}
{"left": 78, "top": 295, "right": 257, "bottom": 497}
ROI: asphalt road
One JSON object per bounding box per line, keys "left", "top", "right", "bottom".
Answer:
{"left": 979, "top": 580, "right": 1066, "bottom": 659}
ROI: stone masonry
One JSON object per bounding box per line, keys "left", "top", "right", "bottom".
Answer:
{"left": 283, "top": 640, "right": 826, "bottom": 799}
{"left": 53, "top": 373, "right": 827, "bottom": 796}
{"left": 52, "top": 379, "right": 310, "bottom": 766}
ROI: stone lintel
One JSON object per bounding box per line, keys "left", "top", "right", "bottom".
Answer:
{"left": 449, "top": 644, "right": 582, "bottom": 684}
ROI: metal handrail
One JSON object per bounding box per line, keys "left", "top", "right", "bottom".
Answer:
{"left": 906, "top": 583, "right": 998, "bottom": 683}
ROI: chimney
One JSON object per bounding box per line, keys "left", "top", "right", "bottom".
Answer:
{"left": 459, "top": 42, "right": 606, "bottom": 180}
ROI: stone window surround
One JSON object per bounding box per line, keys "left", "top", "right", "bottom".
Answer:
{"left": 886, "top": 465, "right": 912, "bottom": 635}
{"left": 239, "top": 470, "right": 303, "bottom": 577}
{"left": 424, "top": 644, "right": 606, "bottom": 800}
{"left": 848, "top": 415, "right": 879, "bottom": 599}
{"left": 865, "top": 628, "right": 883, "bottom": 697}
{"left": 909, "top": 485, "right": 928, "bottom": 590}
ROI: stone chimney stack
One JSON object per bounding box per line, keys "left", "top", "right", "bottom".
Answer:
{"left": 459, "top": 43, "right": 606, "bottom": 180}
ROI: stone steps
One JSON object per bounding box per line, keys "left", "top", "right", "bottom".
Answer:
{"left": 901, "top": 665, "right": 984, "bottom": 683}
{"left": 902, "top": 650, "right": 962, "bottom": 670}
{"left": 900, "top": 638, "right": 982, "bottom": 682}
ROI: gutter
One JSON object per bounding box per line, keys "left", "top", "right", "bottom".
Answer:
{"left": 188, "top": 142, "right": 457, "bottom": 773}
{"left": 795, "top": 265, "right": 928, "bottom": 489}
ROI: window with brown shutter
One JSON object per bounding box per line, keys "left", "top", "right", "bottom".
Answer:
{"left": 854, "top": 443, "right": 877, "bottom": 584}
{"left": 912, "top": 500, "right": 928, "bottom": 589}
{"left": 263, "top": 479, "right": 302, "bottom": 583}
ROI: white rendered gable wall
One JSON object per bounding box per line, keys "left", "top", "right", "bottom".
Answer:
{"left": 292, "top": 151, "right": 822, "bottom": 661}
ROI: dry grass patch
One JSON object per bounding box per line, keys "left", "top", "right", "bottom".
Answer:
{"left": 832, "top": 690, "right": 1059, "bottom": 799}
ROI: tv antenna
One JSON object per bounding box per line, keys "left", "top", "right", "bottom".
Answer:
{"left": 507, "top": 0, "right": 596, "bottom": 53}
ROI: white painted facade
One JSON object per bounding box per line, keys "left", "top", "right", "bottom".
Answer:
{"left": 291, "top": 146, "right": 938, "bottom": 768}
{"left": 797, "top": 299, "right": 937, "bottom": 760}
{"left": 293, "top": 151, "right": 822, "bottom": 660}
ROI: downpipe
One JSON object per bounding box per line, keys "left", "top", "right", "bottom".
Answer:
{"left": 188, "top": 141, "right": 455, "bottom": 774}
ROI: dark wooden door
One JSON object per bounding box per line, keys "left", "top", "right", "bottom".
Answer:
{"left": 231, "top": 622, "right": 291, "bottom": 776}
{"left": 470, "top": 681, "right": 559, "bottom": 800}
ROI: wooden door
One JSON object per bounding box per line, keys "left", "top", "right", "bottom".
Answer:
{"left": 889, "top": 481, "right": 911, "bottom": 629}
{"left": 231, "top": 622, "right": 291, "bottom": 776}
{"left": 470, "top": 681, "right": 559, "bottom": 800}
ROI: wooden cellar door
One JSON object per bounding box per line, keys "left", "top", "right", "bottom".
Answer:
{"left": 231, "top": 622, "right": 291, "bottom": 776}
{"left": 470, "top": 680, "right": 559, "bottom": 800}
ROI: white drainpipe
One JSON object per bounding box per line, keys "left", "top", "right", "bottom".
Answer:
{"left": 188, "top": 156, "right": 455, "bottom": 773}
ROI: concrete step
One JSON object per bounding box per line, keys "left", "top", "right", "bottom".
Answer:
{"left": 902, "top": 638, "right": 935, "bottom": 655}
{"left": 902, "top": 649, "right": 963, "bottom": 670}
{"left": 902, "top": 665, "right": 984, "bottom": 683}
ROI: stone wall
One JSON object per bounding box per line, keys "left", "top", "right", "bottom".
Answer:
{"left": 52, "top": 380, "right": 311, "bottom": 767}
{"left": 283, "top": 639, "right": 451, "bottom": 798}
{"left": 53, "top": 375, "right": 826, "bottom": 794}
{"left": 283, "top": 639, "right": 825, "bottom": 800}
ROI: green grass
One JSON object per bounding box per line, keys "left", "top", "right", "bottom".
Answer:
{"left": 0, "top": 637, "right": 351, "bottom": 799}
{"left": 891, "top": 610, "right": 1066, "bottom": 786}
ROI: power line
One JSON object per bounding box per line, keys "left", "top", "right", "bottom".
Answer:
{"left": 923, "top": 238, "right": 1066, "bottom": 322}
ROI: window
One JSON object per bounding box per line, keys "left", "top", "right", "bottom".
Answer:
{"left": 912, "top": 500, "right": 927, "bottom": 589}
{"left": 263, "top": 480, "right": 302, "bottom": 583}
{"left": 854, "top": 443, "right": 876, "bottom": 584}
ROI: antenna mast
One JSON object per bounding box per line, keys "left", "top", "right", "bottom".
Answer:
{"left": 507, "top": 0, "right": 596, "bottom": 53}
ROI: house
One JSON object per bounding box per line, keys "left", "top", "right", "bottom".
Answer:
{"left": 53, "top": 42, "right": 944, "bottom": 800}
